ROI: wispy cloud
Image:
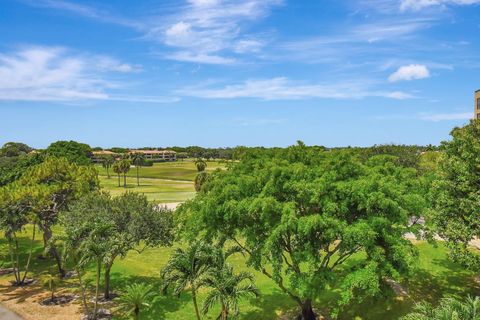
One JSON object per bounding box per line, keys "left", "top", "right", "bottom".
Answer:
{"left": 178, "top": 77, "right": 413, "bottom": 100}
{"left": 418, "top": 112, "right": 472, "bottom": 121}
{"left": 0, "top": 46, "right": 175, "bottom": 103}
{"left": 400, "top": 0, "right": 480, "bottom": 11}
{"left": 388, "top": 64, "right": 430, "bottom": 82}
{"left": 231, "top": 117, "right": 285, "bottom": 126}
{"left": 149, "top": 0, "right": 282, "bottom": 64}
{"left": 20, "top": 0, "right": 143, "bottom": 29}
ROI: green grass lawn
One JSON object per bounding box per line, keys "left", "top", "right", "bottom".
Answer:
{"left": 2, "top": 227, "right": 478, "bottom": 320}
{"left": 97, "top": 160, "right": 225, "bottom": 202}
{"left": 99, "top": 175, "right": 195, "bottom": 203}
{"left": 96, "top": 159, "right": 225, "bottom": 182}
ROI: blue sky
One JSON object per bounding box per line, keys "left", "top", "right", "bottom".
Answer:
{"left": 1, "top": 0, "right": 479, "bottom": 148}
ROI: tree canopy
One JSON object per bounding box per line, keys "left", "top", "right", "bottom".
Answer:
{"left": 431, "top": 120, "right": 480, "bottom": 271}
{"left": 178, "top": 145, "right": 427, "bottom": 319}
{"left": 45, "top": 140, "right": 93, "bottom": 166}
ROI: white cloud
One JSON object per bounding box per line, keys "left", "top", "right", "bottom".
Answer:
{"left": 0, "top": 46, "right": 173, "bottom": 103}
{"left": 418, "top": 112, "right": 472, "bottom": 121}
{"left": 178, "top": 77, "right": 413, "bottom": 100}
{"left": 166, "top": 52, "right": 236, "bottom": 65}
{"left": 400, "top": 0, "right": 480, "bottom": 11}
{"left": 156, "top": 0, "right": 282, "bottom": 64}
{"left": 388, "top": 64, "right": 430, "bottom": 82}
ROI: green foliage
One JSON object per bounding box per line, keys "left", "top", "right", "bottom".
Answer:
{"left": 0, "top": 152, "right": 44, "bottom": 186}
{"left": 45, "top": 140, "right": 93, "bottom": 165}
{"left": 431, "top": 120, "right": 480, "bottom": 272}
{"left": 194, "top": 171, "right": 209, "bottom": 192}
{"left": 0, "top": 142, "right": 33, "bottom": 157}
{"left": 402, "top": 296, "right": 480, "bottom": 320}
{"left": 41, "top": 273, "right": 59, "bottom": 300}
{"left": 195, "top": 158, "right": 207, "bottom": 172}
{"left": 161, "top": 241, "right": 212, "bottom": 320}
{"left": 179, "top": 146, "right": 427, "bottom": 318}
{"left": 62, "top": 192, "right": 173, "bottom": 300}
{"left": 201, "top": 264, "right": 259, "bottom": 320}
{"left": 117, "top": 283, "right": 156, "bottom": 320}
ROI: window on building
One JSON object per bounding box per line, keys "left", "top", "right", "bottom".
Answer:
{"left": 477, "top": 113, "right": 480, "bottom": 119}
{"left": 477, "top": 98, "right": 480, "bottom": 110}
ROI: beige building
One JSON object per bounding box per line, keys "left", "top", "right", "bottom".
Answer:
{"left": 476, "top": 90, "right": 480, "bottom": 120}
{"left": 92, "top": 149, "right": 177, "bottom": 163}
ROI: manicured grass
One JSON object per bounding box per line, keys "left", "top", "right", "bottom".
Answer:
{"left": 1, "top": 228, "right": 479, "bottom": 320}
{"left": 98, "top": 175, "right": 195, "bottom": 203}
{"left": 96, "top": 159, "right": 225, "bottom": 182}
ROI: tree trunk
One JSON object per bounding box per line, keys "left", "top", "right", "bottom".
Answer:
{"left": 8, "top": 237, "right": 20, "bottom": 284}
{"left": 134, "top": 307, "right": 139, "bottom": 320}
{"left": 117, "top": 173, "right": 120, "bottom": 187}
{"left": 104, "top": 260, "right": 114, "bottom": 300}
{"left": 136, "top": 166, "right": 139, "bottom": 186}
{"left": 298, "top": 299, "right": 316, "bottom": 320}
{"left": 106, "top": 167, "right": 110, "bottom": 179}
{"left": 21, "top": 224, "right": 36, "bottom": 283}
{"left": 43, "top": 227, "right": 65, "bottom": 277}
{"left": 93, "top": 260, "right": 101, "bottom": 319}
{"left": 191, "top": 286, "right": 201, "bottom": 320}
{"left": 123, "top": 173, "right": 127, "bottom": 187}
{"left": 76, "top": 266, "right": 90, "bottom": 316}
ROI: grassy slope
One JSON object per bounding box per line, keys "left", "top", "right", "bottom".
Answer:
{"left": 2, "top": 229, "right": 478, "bottom": 320}
{"left": 97, "top": 160, "right": 225, "bottom": 203}
{"left": 96, "top": 160, "right": 225, "bottom": 181}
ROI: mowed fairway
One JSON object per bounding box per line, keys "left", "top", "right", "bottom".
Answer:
{"left": 97, "top": 160, "right": 225, "bottom": 202}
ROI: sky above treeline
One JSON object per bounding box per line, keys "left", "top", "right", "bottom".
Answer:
{"left": 1, "top": 0, "right": 479, "bottom": 148}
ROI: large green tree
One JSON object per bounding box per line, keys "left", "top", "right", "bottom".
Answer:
{"left": 45, "top": 140, "right": 93, "bottom": 166}
{"left": 179, "top": 146, "right": 426, "bottom": 319}
{"left": 0, "top": 185, "right": 37, "bottom": 285}
{"left": 104, "top": 192, "right": 173, "bottom": 299}
{"left": 431, "top": 120, "right": 480, "bottom": 272}
{"left": 17, "top": 157, "right": 99, "bottom": 276}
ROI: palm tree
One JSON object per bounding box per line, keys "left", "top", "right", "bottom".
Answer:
{"left": 41, "top": 273, "right": 59, "bottom": 301}
{"left": 113, "top": 161, "right": 122, "bottom": 187}
{"left": 201, "top": 264, "right": 259, "bottom": 320}
{"left": 117, "top": 283, "right": 155, "bottom": 320}
{"left": 402, "top": 296, "right": 480, "bottom": 320}
{"left": 102, "top": 156, "right": 114, "bottom": 179}
{"left": 120, "top": 159, "right": 131, "bottom": 188}
{"left": 161, "top": 241, "right": 211, "bottom": 320}
{"left": 195, "top": 158, "right": 207, "bottom": 172}
{"left": 131, "top": 153, "right": 145, "bottom": 186}
{"left": 194, "top": 171, "right": 208, "bottom": 192}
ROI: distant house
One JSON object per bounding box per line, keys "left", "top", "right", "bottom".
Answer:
{"left": 129, "top": 150, "right": 177, "bottom": 161}
{"left": 91, "top": 149, "right": 177, "bottom": 163}
{"left": 91, "top": 150, "right": 118, "bottom": 163}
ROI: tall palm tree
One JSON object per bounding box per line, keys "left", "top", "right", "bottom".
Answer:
{"left": 161, "top": 241, "right": 211, "bottom": 320}
{"left": 120, "top": 159, "right": 131, "bottom": 188}
{"left": 102, "top": 156, "right": 114, "bottom": 179}
{"left": 113, "top": 161, "right": 122, "bottom": 187}
{"left": 131, "top": 153, "right": 145, "bottom": 186}
{"left": 195, "top": 158, "right": 207, "bottom": 172}
{"left": 402, "top": 296, "right": 480, "bottom": 320}
{"left": 117, "top": 283, "right": 155, "bottom": 320}
{"left": 201, "top": 264, "right": 259, "bottom": 320}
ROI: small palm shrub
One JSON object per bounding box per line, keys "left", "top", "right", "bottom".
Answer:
{"left": 117, "top": 283, "right": 155, "bottom": 320}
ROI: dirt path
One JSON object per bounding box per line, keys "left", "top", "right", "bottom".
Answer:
{"left": 0, "top": 305, "right": 23, "bottom": 320}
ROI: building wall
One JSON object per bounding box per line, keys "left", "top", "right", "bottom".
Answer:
{"left": 475, "top": 90, "right": 480, "bottom": 120}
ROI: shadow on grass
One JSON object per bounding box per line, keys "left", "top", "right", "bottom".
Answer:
{"left": 108, "top": 273, "right": 187, "bottom": 320}
{"left": 240, "top": 288, "right": 296, "bottom": 320}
